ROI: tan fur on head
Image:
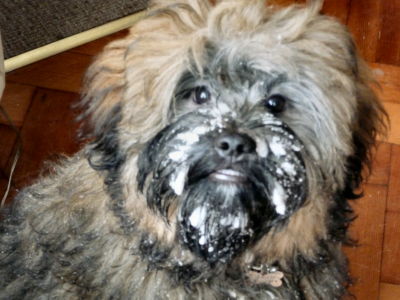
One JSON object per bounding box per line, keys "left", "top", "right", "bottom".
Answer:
{"left": 1, "top": 1, "right": 387, "bottom": 299}
{"left": 82, "top": 0, "right": 386, "bottom": 283}
{"left": 83, "top": 0, "right": 386, "bottom": 223}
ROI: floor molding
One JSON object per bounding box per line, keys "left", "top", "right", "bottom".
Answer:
{"left": 4, "top": 11, "right": 145, "bottom": 72}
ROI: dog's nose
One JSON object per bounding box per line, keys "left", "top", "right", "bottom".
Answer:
{"left": 216, "top": 133, "right": 256, "bottom": 159}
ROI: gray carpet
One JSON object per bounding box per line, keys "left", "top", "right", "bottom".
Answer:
{"left": 0, "top": 0, "right": 149, "bottom": 59}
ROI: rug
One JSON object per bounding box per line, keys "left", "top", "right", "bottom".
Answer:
{"left": 0, "top": 0, "right": 149, "bottom": 59}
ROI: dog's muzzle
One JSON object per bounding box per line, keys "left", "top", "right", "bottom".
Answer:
{"left": 137, "top": 110, "right": 308, "bottom": 263}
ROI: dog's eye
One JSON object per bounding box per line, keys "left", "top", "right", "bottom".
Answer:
{"left": 192, "top": 86, "right": 211, "bottom": 105}
{"left": 264, "top": 94, "right": 286, "bottom": 113}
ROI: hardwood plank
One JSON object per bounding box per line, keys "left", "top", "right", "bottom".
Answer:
{"left": 69, "top": 29, "right": 129, "bottom": 56}
{"left": 381, "top": 212, "right": 400, "bottom": 285}
{"left": 367, "top": 142, "right": 391, "bottom": 186}
{"left": 370, "top": 63, "right": 400, "bottom": 105}
{"left": 0, "top": 125, "right": 20, "bottom": 207}
{"left": 4, "top": 88, "right": 84, "bottom": 189}
{"left": 387, "top": 144, "right": 400, "bottom": 212}
{"left": 375, "top": 0, "right": 400, "bottom": 65}
{"left": 321, "top": 0, "right": 351, "bottom": 25}
{"left": 347, "top": 0, "right": 382, "bottom": 62}
{"left": 381, "top": 102, "right": 400, "bottom": 145}
{"left": 380, "top": 283, "right": 400, "bottom": 300}
{"left": 5, "top": 52, "right": 93, "bottom": 94}
{"left": 344, "top": 184, "right": 387, "bottom": 300}
{"left": 0, "top": 82, "right": 36, "bottom": 126}
{"left": 0, "top": 125, "right": 18, "bottom": 171}
{"left": 0, "top": 175, "right": 9, "bottom": 205}
{"left": 370, "top": 63, "right": 400, "bottom": 145}
{"left": 0, "top": 175, "right": 8, "bottom": 198}
{"left": 370, "top": 63, "right": 400, "bottom": 87}
{"left": 0, "top": 174, "right": 17, "bottom": 207}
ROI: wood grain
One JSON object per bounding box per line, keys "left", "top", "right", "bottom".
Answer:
{"left": 347, "top": 0, "right": 382, "bottom": 62}
{"left": 370, "top": 63, "right": 400, "bottom": 105}
{"left": 6, "top": 52, "right": 93, "bottom": 94}
{"left": 375, "top": 0, "right": 400, "bottom": 65}
{"left": 380, "top": 211, "right": 400, "bottom": 285}
{"left": 4, "top": 88, "right": 83, "bottom": 189}
{"left": 367, "top": 142, "right": 392, "bottom": 186}
{"left": 321, "top": 0, "right": 350, "bottom": 24}
{"left": 0, "top": 175, "right": 13, "bottom": 206}
{"left": 381, "top": 102, "right": 400, "bottom": 145}
{"left": 0, "top": 82, "right": 36, "bottom": 126}
{"left": 0, "top": 174, "right": 17, "bottom": 207}
{"left": 344, "top": 184, "right": 387, "bottom": 300}
{"left": 379, "top": 283, "right": 400, "bottom": 300}
{"left": 0, "top": 125, "right": 19, "bottom": 171}
{"left": 0, "top": 125, "right": 20, "bottom": 206}
{"left": 386, "top": 144, "right": 400, "bottom": 213}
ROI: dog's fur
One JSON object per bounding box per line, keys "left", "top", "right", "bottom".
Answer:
{"left": 0, "top": 0, "right": 387, "bottom": 299}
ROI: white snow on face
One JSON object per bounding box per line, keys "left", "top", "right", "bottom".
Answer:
{"left": 193, "top": 125, "right": 209, "bottom": 136}
{"left": 168, "top": 151, "right": 186, "bottom": 162}
{"left": 217, "top": 102, "right": 231, "bottom": 115}
{"left": 281, "top": 162, "right": 296, "bottom": 176}
{"left": 168, "top": 118, "right": 228, "bottom": 195}
{"left": 269, "top": 136, "right": 287, "bottom": 157}
{"left": 272, "top": 182, "right": 287, "bottom": 215}
{"left": 177, "top": 132, "right": 200, "bottom": 144}
{"left": 219, "top": 214, "right": 237, "bottom": 227}
{"left": 169, "top": 166, "right": 188, "bottom": 195}
{"left": 169, "top": 119, "right": 224, "bottom": 163}
{"left": 208, "top": 118, "right": 225, "bottom": 132}
{"left": 232, "top": 216, "right": 241, "bottom": 228}
{"left": 189, "top": 206, "right": 208, "bottom": 228}
{"left": 167, "top": 126, "right": 210, "bottom": 193}
{"left": 261, "top": 114, "right": 283, "bottom": 126}
{"left": 168, "top": 132, "right": 201, "bottom": 163}
{"left": 291, "top": 144, "right": 301, "bottom": 152}
{"left": 256, "top": 137, "right": 268, "bottom": 158}
{"left": 199, "top": 236, "right": 206, "bottom": 245}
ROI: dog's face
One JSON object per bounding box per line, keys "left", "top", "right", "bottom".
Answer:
{"left": 137, "top": 66, "right": 309, "bottom": 262}
{"left": 82, "top": 0, "right": 387, "bottom": 268}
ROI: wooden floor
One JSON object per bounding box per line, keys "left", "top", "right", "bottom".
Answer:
{"left": 0, "top": 1, "right": 399, "bottom": 299}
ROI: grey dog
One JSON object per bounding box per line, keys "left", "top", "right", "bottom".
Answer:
{"left": 0, "top": 0, "right": 387, "bottom": 299}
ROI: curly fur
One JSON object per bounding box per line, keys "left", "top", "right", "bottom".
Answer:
{"left": 0, "top": 0, "right": 387, "bottom": 299}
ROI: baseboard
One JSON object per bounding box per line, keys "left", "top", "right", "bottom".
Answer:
{"left": 4, "top": 11, "right": 145, "bottom": 72}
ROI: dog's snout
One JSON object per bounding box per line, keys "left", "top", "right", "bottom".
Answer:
{"left": 216, "top": 133, "right": 256, "bottom": 158}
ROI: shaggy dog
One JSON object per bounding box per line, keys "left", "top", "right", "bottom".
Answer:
{"left": 0, "top": 0, "right": 387, "bottom": 299}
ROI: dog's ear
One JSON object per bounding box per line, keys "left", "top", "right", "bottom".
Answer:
{"left": 78, "top": 38, "right": 129, "bottom": 141}
{"left": 78, "top": 1, "right": 210, "bottom": 148}
{"left": 348, "top": 57, "right": 388, "bottom": 193}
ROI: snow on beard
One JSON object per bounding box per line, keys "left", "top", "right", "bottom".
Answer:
{"left": 178, "top": 181, "right": 254, "bottom": 264}
{"left": 138, "top": 110, "right": 307, "bottom": 263}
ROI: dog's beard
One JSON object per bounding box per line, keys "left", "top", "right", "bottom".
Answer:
{"left": 137, "top": 109, "right": 307, "bottom": 263}
{"left": 179, "top": 182, "right": 254, "bottom": 264}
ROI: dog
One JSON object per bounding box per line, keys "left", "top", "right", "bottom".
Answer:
{"left": 0, "top": 0, "right": 387, "bottom": 299}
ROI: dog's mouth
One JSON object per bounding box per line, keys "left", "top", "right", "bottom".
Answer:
{"left": 209, "top": 169, "right": 247, "bottom": 184}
